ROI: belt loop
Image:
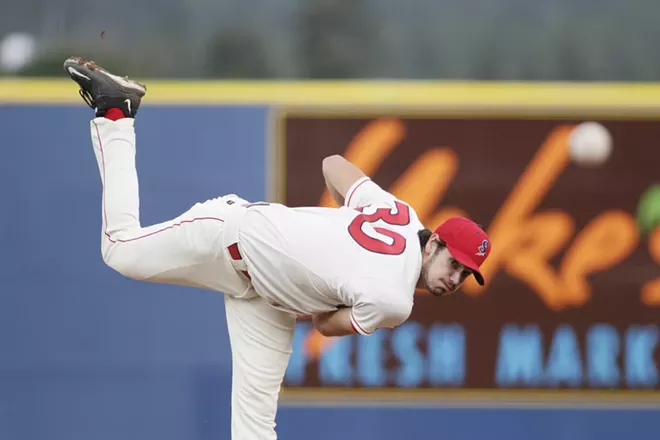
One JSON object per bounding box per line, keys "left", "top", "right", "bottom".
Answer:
{"left": 227, "top": 242, "right": 251, "bottom": 280}
{"left": 228, "top": 243, "right": 241, "bottom": 260}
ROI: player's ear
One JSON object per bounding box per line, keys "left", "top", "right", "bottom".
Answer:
{"left": 424, "top": 234, "right": 440, "bottom": 255}
{"left": 430, "top": 235, "right": 448, "bottom": 255}
{"left": 430, "top": 233, "right": 444, "bottom": 245}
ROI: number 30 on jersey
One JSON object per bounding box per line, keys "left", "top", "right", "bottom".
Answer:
{"left": 348, "top": 201, "right": 411, "bottom": 255}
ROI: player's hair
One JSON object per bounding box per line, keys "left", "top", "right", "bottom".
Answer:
{"left": 418, "top": 229, "right": 446, "bottom": 251}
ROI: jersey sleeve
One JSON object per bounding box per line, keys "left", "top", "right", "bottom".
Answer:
{"left": 346, "top": 280, "right": 414, "bottom": 335}
{"left": 344, "top": 177, "right": 397, "bottom": 210}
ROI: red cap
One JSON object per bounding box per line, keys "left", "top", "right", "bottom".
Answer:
{"left": 433, "top": 217, "right": 491, "bottom": 285}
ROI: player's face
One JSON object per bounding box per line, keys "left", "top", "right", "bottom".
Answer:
{"left": 421, "top": 239, "right": 473, "bottom": 297}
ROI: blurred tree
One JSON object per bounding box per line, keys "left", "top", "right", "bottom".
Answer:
{"left": 204, "top": 29, "right": 273, "bottom": 78}
{"left": 3, "top": 0, "right": 660, "bottom": 81}
{"left": 15, "top": 54, "right": 69, "bottom": 76}
{"left": 15, "top": 50, "right": 127, "bottom": 77}
{"left": 296, "top": 0, "right": 381, "bottom": 78}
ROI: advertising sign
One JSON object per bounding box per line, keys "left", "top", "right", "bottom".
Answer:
{"left": 280, "top": 115, "right": 660, "bottom": 391}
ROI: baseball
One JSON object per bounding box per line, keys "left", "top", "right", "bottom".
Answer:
{"left": 568, "top": 121, "right": 613, "bottom": 167}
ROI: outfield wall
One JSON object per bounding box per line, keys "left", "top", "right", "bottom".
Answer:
{"left": 1, "top": 80, "right": 658, "bottom": 440}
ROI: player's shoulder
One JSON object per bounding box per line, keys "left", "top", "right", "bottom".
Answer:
{"left": 350, "top": 195, "right": 424, "bottom": 228}
{"left": 345, "top": 178, "right": 398, "bottom": 209}
{"left": 406, "top": 203, "right": 425, "bottom": 228}
{"left": 380, "top": 198, "right": 424, "bottom": 226}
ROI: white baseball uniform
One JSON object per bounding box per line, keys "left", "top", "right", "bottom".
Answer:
{"left": 90, "top": 118, "right": 424, "bottom": 439}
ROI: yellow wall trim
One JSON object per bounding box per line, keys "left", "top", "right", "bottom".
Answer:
{"left": 4, "top": 78, "right": 660, "bottom": 110}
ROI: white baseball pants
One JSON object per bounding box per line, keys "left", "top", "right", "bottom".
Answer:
{"left": 89, "top": 117, "right": 295, "bottom": 440}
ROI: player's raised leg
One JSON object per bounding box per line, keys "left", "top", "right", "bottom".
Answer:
{"left": 64, "top": 57, "right": 248, "bottom": 295}
{"left": 224, "top": 295, "right": 296, "bottom": 440}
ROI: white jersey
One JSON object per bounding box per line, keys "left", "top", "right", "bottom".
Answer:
{"left": 236, "top": 177, "right": 424, "bottom": 335}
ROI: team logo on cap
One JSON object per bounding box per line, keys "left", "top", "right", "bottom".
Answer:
{"left": 476, "top": 239, "right": 489, "bottom": 257}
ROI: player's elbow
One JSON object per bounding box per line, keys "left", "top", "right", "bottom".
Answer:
{"left": 322, "top": 154, "right": 344, "bottom": 169}
{"left": 315, "top": 320, "right": 336, "bottom": 337}
{"left": 322, "top": 155, "right": 342, "bottom": 177}
{"left": 313, "top": 309, "right": 355, "bottom": 337}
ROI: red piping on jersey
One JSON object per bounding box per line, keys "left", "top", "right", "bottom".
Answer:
{"left": 94, "top": 121, "right": 225, "bottom": 244}
{"left": 350, "top": 309, "right": 372, "bottom": 335}
{"left": 346, "top": 178, "right": 370, "bottom": 207}
{"left": 104, "top": 217, "right": 226, "bottom": 243}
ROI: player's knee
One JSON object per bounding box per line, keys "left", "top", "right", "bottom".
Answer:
{"left": 101, "top": 247, "right": 143, "bottom": 280}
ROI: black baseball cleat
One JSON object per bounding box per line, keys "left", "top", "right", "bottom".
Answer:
{"left": 63, "top": 56, "right": 147, "bottom": 118}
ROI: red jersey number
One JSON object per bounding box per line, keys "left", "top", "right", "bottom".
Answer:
{"left": 348, "top": 201, "right": 411, "bottom": 255}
